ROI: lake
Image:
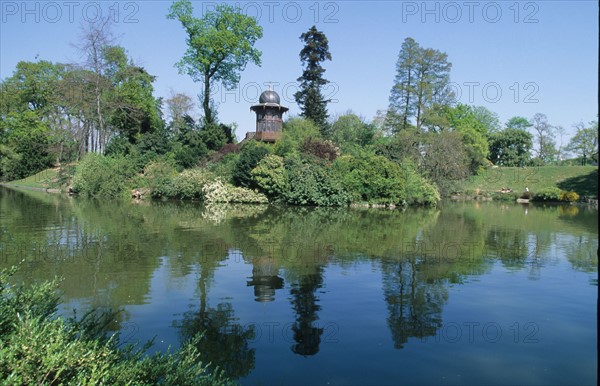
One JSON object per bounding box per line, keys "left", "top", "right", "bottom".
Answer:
{"left": 0, "top": 186, "right": 597, "bottom": 385}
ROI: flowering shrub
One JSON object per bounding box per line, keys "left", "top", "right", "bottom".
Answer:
{"left": 559, "top": 190, "right": 580, "bottom": 202}
{"left": 171, "top": 168, "right": 215, "bottom": 200}
{"left": 203, "top": 178, "right": 268, "bottom": 204}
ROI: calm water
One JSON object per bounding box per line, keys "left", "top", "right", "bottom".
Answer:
{"left": 1, "top": 186, "right": 597, "bottom": 385}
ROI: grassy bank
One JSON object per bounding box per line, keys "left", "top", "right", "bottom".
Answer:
{"left": 1, "top": 166, "right": 79, "bottom": 192}
{"left": 461, "top": 166, "right": 598, "bottom": 198}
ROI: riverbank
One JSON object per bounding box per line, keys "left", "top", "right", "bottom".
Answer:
{"left": 4, "top": 165, "right": 597, "bottom": 206}
{"left": 460, "top": 166, "right": 598, "bottom": 198}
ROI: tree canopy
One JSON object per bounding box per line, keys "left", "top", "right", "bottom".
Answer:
{"left": 294, "top": 26, "right": 332, "bottom": 135}
{"left": 167, "top": 0, "right": 263, "bottom": 124}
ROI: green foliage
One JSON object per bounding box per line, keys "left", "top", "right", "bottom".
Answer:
{"left": 294, "top": 26, "right": 332, "bottom": 133}
{"left": 284, "top": 158, "right": 350, "bottom": 206}
{"left": 203, "top": 178, "right": 268, "bottom": 204}
{"left": 505, "top": 116, "right": 532, "bottom": 131}
{"left": 333, "top": 155, "right": 404, "bottom": 204}
{"left": 0, "top": 267, "right": 232, "bottom": 385}
{"left": 399, "top": 160, "right": 441, "bottom": 205}
{"left": 388, "top": 37, "right": 453, "bottom": 132}
{"left": 251, "top": 155, "right": 288, "bottom": 197}
{"left": 206, "top": 152, "right": 240, "bottom": 184}
{"left": 171, "top": 169, "right": 215, "bottom": 200}
{"left": 566, "top": 121, "right": 598, "bottom": 164}
{"left": 332, "top": 155, "right": 440, "bottom": 205}
{"left": 532, "top": 187, "right": 561, "bottom": 202}
{"left": 107, "top": 47, "right": 164, "bottom": 142}
{"left": 167, "top": 0, "right": 263, "bottom": 124}
{"left": 232, "top": 141, "right": 271, "bottom": 188}
{"left": 488, "top": 128, "right": 533, "bottom": 167}
{"left": 445, "top": 104, "right": 490, "bottom": 173}
{"left": 0, "top": 111, "right": 53, "bottom": 181}
{"left": 330, "top": 113, "right": 377, "bottom": 152}
{"left": 200, "top": 123, "right": 231, "bottom": 152}
{"left": 72, "top": 154, "right": 136, "bottom": 198}
{"left": 144, "top": 160, "right": 178, "bottom": 198}
{"left": 274, "top": 117, "right": 321, "bottom": 157}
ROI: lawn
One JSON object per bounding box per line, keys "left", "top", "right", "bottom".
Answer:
{"left": 2, "top": 168, "right": 61, "bottom": 190}
{"left": 461, "top": 166, "right": 598, "bottom": 197}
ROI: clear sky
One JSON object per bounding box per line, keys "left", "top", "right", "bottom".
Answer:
{"left": 1, "top": 1, "right": 598, "bottom": 141}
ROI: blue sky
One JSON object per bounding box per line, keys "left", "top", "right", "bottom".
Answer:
{"left": 1, "top": 1, "right": 597, "bottom": 141}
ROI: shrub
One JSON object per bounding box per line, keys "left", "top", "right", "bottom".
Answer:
{"left": 332, "top": 155, "right": 405, "bottom": 204}
{"left": 72, "top": 154, "right": 136, "bottom": 198}
{"left": 559, "top": 190, "right": 580, "bottom": 202}
{"left": 532, "top": 187, "right": 561, "bottom": 202}
{"left": 284, "top": 158, "right": 350, "bottom": 206}
{"left": 399, "top": 161, "right": 441, "bottom": 206}
{"left": 0, "top": 267, "right": 232, "bottom": 385}
{"left": 232, "top": 141, "right": 271, "bottom": 188}
{"left": 274, "top": 118, "right": 321, "bottom": 157}
{"left": 206, "top": 153, "right": 239, "bottom": 184}
{"left": 203, "top": 178, "right": 268, "bottom": 204}
{"left": 251, "top": 155, "right": 289, "bottom": 197}
{"left": 300, "top": 138, "right": 340, "bottom": 161}
{"left": 171, "top": 169, "right": 215, "bottom": 200}
{"left": 144, "top": 160, "right": 177, "bottom": 198}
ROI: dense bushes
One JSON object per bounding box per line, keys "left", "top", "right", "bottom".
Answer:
{"left": 533, "top": 187, "right": 580, "bottom": 202}
{"left": 0, "top": 111, "right": 54, "bottom": 181}
{"left": 251, "top": 155, "right": 288, "bottom": 197}
{"left": 332, "top": 155, "right": 439, "bottom": 205}
{"left": 284, "top": 158, "right": 350, "bottom": 206}
{"left": 0, "top": 267, "right": 231, "bottom": 385}
{"left": 72, "top": 154, "right": 137, "bottom": 198}
{"left": 203, "top": 178, "right": 268, "bottom": 204}
{"left": 232, "top": 141, "right": 271, "bottom": 188}
{"left": 333, "top": 155, "right": 404, "bottom": 204}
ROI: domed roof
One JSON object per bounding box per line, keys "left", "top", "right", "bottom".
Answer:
{"left": 259, "top": 90, "right": 280, "bottom": 104}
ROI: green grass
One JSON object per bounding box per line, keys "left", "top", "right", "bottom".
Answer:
{"left": 461, "top": 166, "right": 598, "bottom": 197}
{"left": 3, "top": 168, "right": 60, "bottom": 189}
{"left": 4, "top": 165, "right": 78, "bottom": 191}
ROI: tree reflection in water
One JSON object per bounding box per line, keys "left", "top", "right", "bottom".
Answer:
{"left": 382, "top": 258, "right": 448, "bottom": 348}
{"left": 289, "top": 268, "right": 325, "bottom": 356}
{"left": 175, "top": 269, "right": 256, "bottom": 379}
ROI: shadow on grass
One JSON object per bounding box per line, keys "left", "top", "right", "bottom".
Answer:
{"left": 557, "top": 169, "right": 598, "bottom": 197}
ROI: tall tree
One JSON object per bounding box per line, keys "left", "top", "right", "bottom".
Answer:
{"left": 165, "top": 91, "right": 195, "bottom": 135}
{"left": 388, "top": 38, "right": 452, "bottom": 132}
{"left": 294, "top": 26, "right": 332, "bottom": 135}
{"left": 75, "top": 16, "right": 115, "bottom": 152}
{"left": 413, "top": 47, "right": 452, "bottom": 130}
{"left": 488, "top": 128, "right": 533, "bottom": 167}
{"left": 530, "top": 113, "right": 556, "bottom": 164}
{"left": 103, "top": 46, "right": 163, "bottom": 143}
{"left": 388, "top": 37, "right": 420, "bottom": 131}
{"left": 167, "top": 0, "right": 263, "bottom": 124}
{"left": 566, "top": 121, "right": 598, "bottom": 164}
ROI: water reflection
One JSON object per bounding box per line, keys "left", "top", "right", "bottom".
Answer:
{"left": 382, "top": 258, "right": 447, "bottom": 349}
{"left": 0, "top": 187, "right": 597, "bottom": 384}
{"left": 176, "top": 270, "right": 256, "bottom": 379}
{"left": 289, "top": 267, "right": 325, "bottom": 356}
{"left": 246, "top": 256, "right": 284, "bottom": 303}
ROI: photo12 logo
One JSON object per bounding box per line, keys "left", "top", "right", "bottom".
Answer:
{"left": 200, "top": 1, "right": 340, "bottom": 24}
{"left": 400, "top": 1, "right": 540, "bottom": 24}
{"left": 448, "top": 81, "right": 540, "bottom": 104}
{"left": 210, "top": 81, "right": 340, "bottom": 105}
{"left": 1, "top": 1, "right": 140, "bottom": 24}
